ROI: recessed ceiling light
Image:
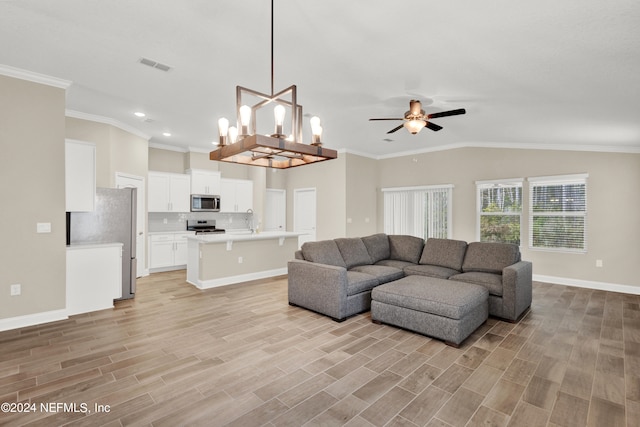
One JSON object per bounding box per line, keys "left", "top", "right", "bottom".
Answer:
{"left": 134, "top": 112, "right": 146, "bottom": 118}
{"left": 163, "top": 132, "right": 171, "bottom": 137}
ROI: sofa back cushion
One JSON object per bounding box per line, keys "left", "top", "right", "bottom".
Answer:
{"left": 301, "top": 240, "right": 347, "bottom": 268}
{"left": 462, "top": 242, "right": 520, "bottom": 274}
{"left": 388, "top": 235, "right": 424, "bottom": 264}
{"left": 419, "top": 238, "right": 468, "bottom": 271}
{"left": 361, "top": 233, "right": 390, "bottom": 263}
{"left": 335, "top": 238, "right": 373, "bottom": 269}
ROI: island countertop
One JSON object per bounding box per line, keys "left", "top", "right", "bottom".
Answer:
{"left": 186, "top": 231, "right": 304, "bottom": 289}
{"left": 187, "top": 230, "right": 305, "bottom": 244}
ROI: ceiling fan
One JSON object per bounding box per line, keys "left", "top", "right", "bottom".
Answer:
{"left": 369, "top": 99, "right": 466, "bottom": 134}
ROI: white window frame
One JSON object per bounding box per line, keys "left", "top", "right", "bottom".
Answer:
{"left": 475, "top": 178, "right": 523, "bottom": 245}
{"left": 528, "top": 173, "right": 588, "bottom": 253}
{"left": 382, "top": 184, "right": 453, "bottom": 239}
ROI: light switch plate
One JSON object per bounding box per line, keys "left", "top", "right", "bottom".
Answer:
{"left": 37, "top": 222, "right": 52, "bottom": 233}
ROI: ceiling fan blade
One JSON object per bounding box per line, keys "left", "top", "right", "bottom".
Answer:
{"left": 427, "top": 108, "right": 466, "bottom": 119}
{"left": 369, "top": 118, "right": 404, "bottom": 121}
{"left": 425, "top": 121, "right": 443, "bottom": 131}
{"left": 387, "top": 124, "right": 405, "bottom": 134}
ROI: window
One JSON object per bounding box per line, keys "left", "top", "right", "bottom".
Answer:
{"left": 476, "top": 179, "right": 523, "bottom": 245}
{"left": 529, "top": 174, "right": 588, "bottom": 252}
{"left": 383, "top": 185, "right": 453, "bottom": 239}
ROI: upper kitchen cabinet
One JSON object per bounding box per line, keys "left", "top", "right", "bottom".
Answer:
{"left": 148, "top": 171, "right": 191, "bottom": 212}
{"left": 187, "top": 169, "right": 221, "bottom": 196}
{"left": 220, "top": 178, "right": 253, "bottom": 212}
{"left": 65, "top": 140, "right": 96, "bottom": 212}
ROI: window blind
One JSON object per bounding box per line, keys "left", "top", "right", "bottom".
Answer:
{"left": 528, "top": 174, "right": 588, "bottom": 252}
{"left": 383, "top": 185, "right": 452, "bottom": 239}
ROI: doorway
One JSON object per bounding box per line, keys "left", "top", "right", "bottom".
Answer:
{"left": 265, "top": 189, "right": 286, "bottom": 231}
{"left": 293, "top": 187, "right": 316, "bottom": 248}
{"left": 116, "top": 172, "right": 146, "bottom": 277}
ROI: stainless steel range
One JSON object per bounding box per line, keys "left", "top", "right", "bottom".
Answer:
{"left": 186, "top": 219, "right": 225, "bottom": 235}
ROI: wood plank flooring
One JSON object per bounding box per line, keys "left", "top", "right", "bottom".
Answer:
{"left": 1, "top": 271, "right": 639, "bottom": 426}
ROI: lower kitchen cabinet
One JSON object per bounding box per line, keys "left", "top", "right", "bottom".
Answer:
{"left": 149, "top": 232, "right": 194, "bottom": 271}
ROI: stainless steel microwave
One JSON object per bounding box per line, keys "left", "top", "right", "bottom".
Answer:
{"left": 190, "top": 194, "right": 221, "bottom": 212}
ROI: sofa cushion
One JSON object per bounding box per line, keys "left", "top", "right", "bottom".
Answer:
{"left": 404, "top": 264, "right": 460, "bottom": 279}
{"left": 350, "top": 265, "right": 404, "bottom": 284}
{"left": 419, "top": 238, "right": 467, "bottom": 271}
{"left": 462, "top": 242, "right": 520, "bottom": 274}
{"left": 388, "top": 235, "right": 424, "bottom": 264}
{"left": 375, "top": 259, "right": 416, "bottom": 270}
{"left": 301, "top": 240, "right": 347, "bottom": 268}
{"left": 361, "top": 233, "right": 390, "bottom": 264}
{"left": 450, "top": 272, "right": 503, "bottom": 297}
{"left": 346, "top": 271, "right": 379, "bottom": 296}
{"left": 335, "top": 238, "right": 373, "bottom": 269}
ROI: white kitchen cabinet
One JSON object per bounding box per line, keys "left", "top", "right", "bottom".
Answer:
{"left": 220, "top": 178, "right": 253, "bottom": 212}
{"left": 148, "top": 172, "right": 191, "bottom": 212}
{"left": 187, "top": 169, "right": 221, "bottom": 195}
{"left": 65, "top": 140, "right": 96, "bottom": 212}
{"left": 149, "top": 232, "right": 194, "bottom": 270}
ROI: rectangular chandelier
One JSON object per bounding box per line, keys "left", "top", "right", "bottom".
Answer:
{"left": 210, "top": 134, "right": 338, "bottom": 169}
{"left": 209, "top": 0, "right": 337, "bottom": 169}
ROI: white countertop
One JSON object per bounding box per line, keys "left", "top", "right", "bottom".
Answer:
{"left": 148, "top": 230, "right": 196, "bottom": 235}
{"left": 66, "top": 242, "right": 123, "bottom": 251}
{"left": 188, "top": 230, "right": 305, "bottom": 244}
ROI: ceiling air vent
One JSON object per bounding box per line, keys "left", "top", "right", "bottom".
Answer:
{"left": 139, "top": 57, "right": 172, "bottom": 72}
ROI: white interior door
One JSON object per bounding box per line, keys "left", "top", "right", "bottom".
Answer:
{"left": 294, "top": 188, "right": 317, "bottom": 248}
{"left": 265, "top": 189, "right": 286, "bottom": 231}
{"left": 116, "top": 173, "right": 146, "bottom": 277}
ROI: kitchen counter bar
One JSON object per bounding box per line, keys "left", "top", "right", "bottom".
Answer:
{"left": 186, "top": 231, "right": 304, "bottom": 289}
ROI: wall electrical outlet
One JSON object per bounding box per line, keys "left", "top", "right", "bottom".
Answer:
{"left": 238, "top": 256, "right": 243, "bottom": 264}
{"left": 596, "top": 259, "right": 603, "bottom": 268}
{"left": 10, "top": 284, "right": 21, "bottom": 296}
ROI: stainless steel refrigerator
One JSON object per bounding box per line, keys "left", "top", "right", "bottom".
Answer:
{"left": 69, "top": 187, "right": 137, "bottom": 300}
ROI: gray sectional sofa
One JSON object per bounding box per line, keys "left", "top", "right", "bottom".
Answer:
{"left": 288, "top": 234, "right": 532, "bottom": 323}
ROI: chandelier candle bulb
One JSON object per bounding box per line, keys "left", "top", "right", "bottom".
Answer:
{"left": 218, "top": 117, "right": 229, "bottom": 146}
{"left": 273, "top": 104, "right": 286, "bottom": 137}
{"left": 228, "top": 126, "right": 238, "bottom": 144}
{"left": 239, "top": 105, "right": 252, "bottom": 135}
{"left": 310, "top": 116, "right": 322, "bottom": 145}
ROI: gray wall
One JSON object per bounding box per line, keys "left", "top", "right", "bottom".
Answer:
{"left": 377, "top": 147, "right": 640, "bottom": 288}
{"left": 0, "top": 75, "right": 67, "bottom": 320}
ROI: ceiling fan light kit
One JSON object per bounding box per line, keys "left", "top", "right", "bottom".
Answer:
{"left": 370, "top": 99, "right": 466, "bottom": 135}
{"left": 210, "top": 0, "right": 337, "bottom": 169}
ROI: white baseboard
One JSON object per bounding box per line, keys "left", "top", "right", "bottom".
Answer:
{"left": 534, "top": 274, "right": 640, "bottom": 295}
{"left": 0, "top": 309, "right": 69, "bottom": 332}
{"left": 188, "top": 268, "right": 288, "bottom": 290}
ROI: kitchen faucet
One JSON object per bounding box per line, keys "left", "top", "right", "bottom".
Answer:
{"left": 246, "top": 209, "right": 254, "bottom": 233}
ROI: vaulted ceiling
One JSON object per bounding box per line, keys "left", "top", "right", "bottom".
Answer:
{"left": 1, "top": 0, "right": 639, "bottom": 157}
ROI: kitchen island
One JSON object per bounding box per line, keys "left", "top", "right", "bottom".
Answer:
{"left": 186, "top": 231, "right": 304, "bottom": 289}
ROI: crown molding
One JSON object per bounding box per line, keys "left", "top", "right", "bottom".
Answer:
{"left": 65, "top": 110, "right": 150, "bottom": 141}
{"left": 148, "top": 142, "right": 189, "bottom": 153}
{"left": 374, "top": 140, "right": 640, "bottom": 160}
{"left": 0, "top": 64, "right": 71, "bottom": 89}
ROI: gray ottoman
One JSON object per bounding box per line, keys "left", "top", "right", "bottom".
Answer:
{"left": 371, "top": 276, "right": 489, "bottom": 347}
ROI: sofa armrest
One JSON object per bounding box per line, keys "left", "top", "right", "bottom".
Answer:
{"left": 501, "top": 260, "right": 533, "bottom": 321}
{"left": 287, "top": 259, "right": 349, "bottom": 320}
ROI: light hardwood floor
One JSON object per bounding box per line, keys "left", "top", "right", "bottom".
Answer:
{"left": 1, "top": 271, "right": 639, "bottom": 426}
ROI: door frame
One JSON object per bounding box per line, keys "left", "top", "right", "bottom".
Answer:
{"left": 293, "top": 187, "right": 317, "bottom": 248}
{"left": 265, "top": 188, "right": 287, "bottom": 231}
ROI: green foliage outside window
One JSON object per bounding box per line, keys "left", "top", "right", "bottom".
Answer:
{"left": 479, "top": 186, "right": 521, "bottom": 245}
